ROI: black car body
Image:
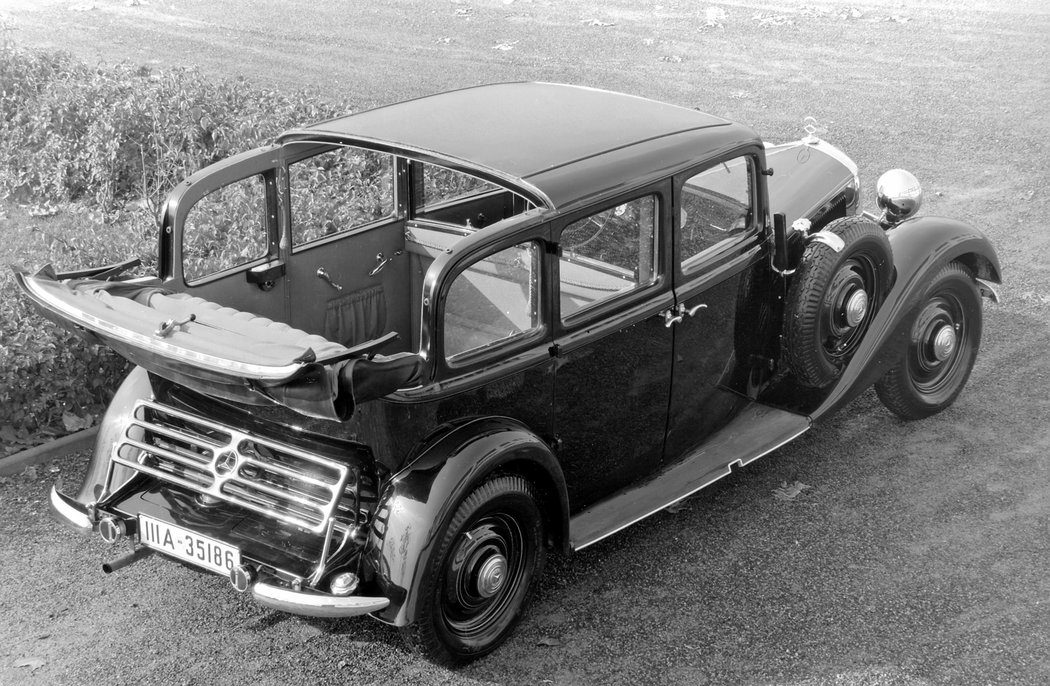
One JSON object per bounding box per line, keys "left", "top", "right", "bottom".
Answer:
{"left": 16, "top": 83, "right": 1001, "bottom": 663}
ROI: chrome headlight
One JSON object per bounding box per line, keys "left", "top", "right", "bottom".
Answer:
{"left": 875, "top": 169, "right": 923, "bottom": 225}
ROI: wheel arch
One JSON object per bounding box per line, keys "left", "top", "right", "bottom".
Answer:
{"left": 364, "top": 415, "right": 568, "bottom": 626}
{"left": 806, "top": 215, "right": 1000, "bottom": 420}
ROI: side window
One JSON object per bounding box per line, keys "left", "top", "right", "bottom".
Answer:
{"left": 412, "top": 162, "right": 516, "bottom": 230}
{"left": 183, "top": 174, "right": 268, "bottom": 282}
{"left": 559, "top": 194, "right": 658, "bottom": 319}
{"left": 289, "top": 146, "right": 395, "bottom": 247}
{"left": 444, "top": 242, "right": 540, "bottom": 360}
{"left": 417, "top": 164, "right": 497, "bottom": 211}
{"left": 679, "top": 156, "right": 753, "bottom": 272}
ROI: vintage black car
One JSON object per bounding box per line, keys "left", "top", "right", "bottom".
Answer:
{"left": 16, "top": 83, "right": 1001, "bottom": 663}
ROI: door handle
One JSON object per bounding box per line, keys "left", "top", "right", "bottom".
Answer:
{"left": 316, "top": 267, "right": 343, "bottom": 291}
{"left": 368, "top": 250, "right": 403, "bottom": 277}
{"left": 665, "top": 302, "right": 707, "bottom": 327}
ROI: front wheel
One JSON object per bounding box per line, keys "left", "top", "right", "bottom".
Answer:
{"left": 400, "top": 475, "right": 545, "bottom": 665}
{"left": 875, "top": 262, "right": 982, "bottom": 420}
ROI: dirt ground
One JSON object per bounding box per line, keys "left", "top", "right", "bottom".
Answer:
{"left": 1, "top": 0, "right": 1048, "bottom": 684}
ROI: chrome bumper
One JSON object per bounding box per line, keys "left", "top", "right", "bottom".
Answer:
{"left": 49, "top": 482, "right": 94, "bottom": 532}
{"left": 252, "top": 581, "right": 390, "bottom": 618}
{"left": 51, "top": 480, "right": 387, "bottom": 618}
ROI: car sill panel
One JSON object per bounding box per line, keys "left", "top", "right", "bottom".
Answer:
{"left": 569, "top": 403, "right": 810, "bottom": 551}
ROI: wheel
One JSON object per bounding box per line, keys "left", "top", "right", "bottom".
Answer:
{"left": 784, "top": 216, "right": 893, "bottom": 387}
{"left": 401, "top": 475, "right": 545, "bottom": 665}
{"left": 875, "top": 262, "right": 982, "bottom": 420}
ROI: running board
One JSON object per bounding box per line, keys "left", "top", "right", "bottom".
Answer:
{"left": 568, "top": 403, "right": 810, "bottom": 551}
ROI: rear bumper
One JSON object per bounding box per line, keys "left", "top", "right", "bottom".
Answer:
{"left": 50, "top": 482, "right": 94, "bottom": 532}
{"left": 252, "top": 581, "right": 390, "bottom": 618}
{"left": 52, "top": 480, "right": 390, "bottom": 618}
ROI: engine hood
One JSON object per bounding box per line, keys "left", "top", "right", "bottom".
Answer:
{"left": 765, "top": 138, "right": 859, "bottom": 224}
{"left": 14, "top": 267, "right": 421, "bottom": 421}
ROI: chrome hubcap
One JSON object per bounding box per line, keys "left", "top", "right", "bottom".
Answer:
{"left": 844, "top": 289, "right": 869, "bottom": 327}
{"left": 476, "top": 554, "right": 508, "bottom": 598}
{"left": 931, "top": 324, "right": 957, "bottom": 361}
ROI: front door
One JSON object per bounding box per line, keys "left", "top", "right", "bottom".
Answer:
{"left": 664, "top": 153, "right": 765, "bottom": 467}
{"left": 551, "top": 188, "right": 675, "bottom": 511}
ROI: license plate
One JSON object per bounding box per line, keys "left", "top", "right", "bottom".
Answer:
{"left": 139, "top": 514, "right": 240, "bottom": 576}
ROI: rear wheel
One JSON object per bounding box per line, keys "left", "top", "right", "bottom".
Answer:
{"left": 401, "top": 475, "right": 545, "bottom": 665}
{"left": 875, "top": 262, "right": 982, "bottom": 419}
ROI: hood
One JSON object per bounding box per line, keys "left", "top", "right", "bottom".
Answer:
{"left": 14, "top": 267, "right": 421, "bottom": 421}
{"left": 765, "top": 138, "right": 859, "bottom": 224}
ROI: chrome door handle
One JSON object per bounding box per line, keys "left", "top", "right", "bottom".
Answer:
{"left": 368, "top": 250, "right": 403, "bottom": 277}
{"left": 316, "top": 267, "right": 343, "bottom": 290}
{"left": 682, "top": 303, "right": 708, "bottom": 317}
{"left": 664, "top": 310, "right": 683, "bottom": 328}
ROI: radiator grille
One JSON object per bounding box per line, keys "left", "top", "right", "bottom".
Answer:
{"left": 114, "top": 400, "right": 355, "bottom": 534}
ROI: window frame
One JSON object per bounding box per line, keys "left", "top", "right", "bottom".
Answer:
{"left": 284, "top": 143, "right": 400, "bottom": 253}
{"left": 675, "top": 152, "right": 761, "bottom": 279}
{"left": 554, "top": 185, "right": 669, "bottom": 329}
{"left": 179, "top": 169, "right": 279, "bottom": 287}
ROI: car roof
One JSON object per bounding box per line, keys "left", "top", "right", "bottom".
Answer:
{"left": 278, "top": 82, "right": 762, "bottom": 210}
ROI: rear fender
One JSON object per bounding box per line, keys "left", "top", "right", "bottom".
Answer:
{"left": 52, "top": 367, "right": 151, "bottom": 531}
{"left": 364, "top": 416, "right": 567, "bottom": 626}
{"left": 809, "top": 216, "right": 1001, "bottom": 420}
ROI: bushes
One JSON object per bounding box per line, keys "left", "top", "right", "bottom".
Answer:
{"left": 0, "top": 44, "right": 349, "bottom": 453}
{"left": 0, "top": 48, "right": 342, "bottom": 213}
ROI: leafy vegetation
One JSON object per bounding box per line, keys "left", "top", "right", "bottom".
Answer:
{"left": 0, "top": 43, "right": 348, "bottom": 454}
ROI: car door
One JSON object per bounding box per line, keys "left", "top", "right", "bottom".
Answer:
{"left": 551, "top": 187, "right": 676, "bottom": 511}
{"left": 170, "top": 146, "right": 288, "bottom": 322}
{"left": 281, "top": 143, "right": 410, "bottom": 348}
{"left": 663, "top": 153, "right": 766, "bottom": 467}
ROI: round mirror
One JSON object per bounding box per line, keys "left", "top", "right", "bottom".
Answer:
{"left": 876, "top": 169, "right": 923, "bottom": 224}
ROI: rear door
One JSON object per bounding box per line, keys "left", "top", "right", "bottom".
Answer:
{"left": 281, "top": 144, "right": 409, "bottom": 348}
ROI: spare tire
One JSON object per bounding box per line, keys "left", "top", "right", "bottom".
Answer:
{"left": 783, "top": 215, "right": 893, "bottom": 388}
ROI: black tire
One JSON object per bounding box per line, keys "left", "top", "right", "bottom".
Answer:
{"left": 875, "top": 262, "right": 982, "bottom": 420}
{"left": 400, "top": 475, "right": 545, "bottom": 665}
{"left": 784, "top": 216, "right": 893, "bottom": 388}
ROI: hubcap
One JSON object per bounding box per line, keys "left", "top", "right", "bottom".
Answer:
{"left": 476, "top": 554, "right": 508, "bottom": 598}
{"left": 824, "top": 260, "right": 878, "bottom": 358}
{"left": 441, "top": 511, "right": 530, "bottom": 641}
{"left": 931, "top": 324, "right": 957, "bottom": 361}
{"left": 909, "top": 290, "right": 970, "bottom": 398}
{"left": 844, "top": 289, "right": 869, "bottom": 327}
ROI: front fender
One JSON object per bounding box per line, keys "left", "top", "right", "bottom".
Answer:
{"left": 809, "top": 215, "right": 1001, "bottom": 420}
{"left": 364, "top": 416, "right": 567, "bottom": 626}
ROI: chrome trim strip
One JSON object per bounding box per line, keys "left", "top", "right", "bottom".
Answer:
{"left": 252, "top": 582, "right": 390, "bottom": 618}
{"left": 49, "top": 484, "right": 93, "bottom": 532}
